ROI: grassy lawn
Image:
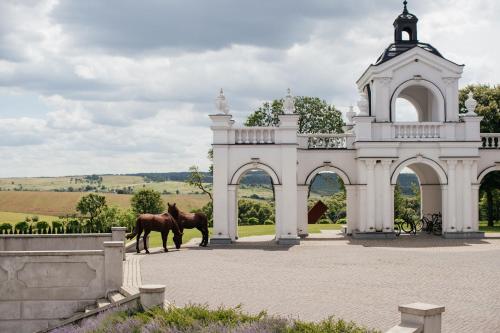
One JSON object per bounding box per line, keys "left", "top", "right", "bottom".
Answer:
{"left": 479, "top": 221, "right": 500, "bottom": 233}
{"left": 147, "top": 224, "right": 342, "bottom": 248}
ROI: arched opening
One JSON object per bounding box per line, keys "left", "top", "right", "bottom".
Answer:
{"left": 402, "top": 29, "right": 412, "bottom": 41}
{"left": 391, "top": 80, "right": 445, "bottom": 122}
{"left": 234, "top": 169, "right": 276, "bottom": 241}
{"left": 395, "top": 97, "right": 419, "bottom": 122}
{"left": 392, "top": 159, "right": 446, "bottom": 235}
{"left": 478, "top": 170, "right": 500, "bottom": 232}
{"left": 308, "top": 171, "right": 346, "bottom": 232}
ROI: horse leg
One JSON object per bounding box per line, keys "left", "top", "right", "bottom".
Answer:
{"left": 196, "top": 226, "right": 204, "bottom": 246}
{"left": 136, "top": 226, "right": 143, "bottom": 253}
{"left": 143, "top": 230, "right": 151, "bottom": 254}
{"left": 162, "top": 231, "right": 168, "bottom": 252}
{"left": 203, "top": 227, "right": 209, "bottom": 247}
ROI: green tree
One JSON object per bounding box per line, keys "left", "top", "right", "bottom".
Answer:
{"left": 131, "top": 189, "right": 165, "bottom": 215}
{"left": 76, "top": 193, "right": 107, "bottom": 229}
{"left": 245, "top": 96, "right": 344, "bottom": 134}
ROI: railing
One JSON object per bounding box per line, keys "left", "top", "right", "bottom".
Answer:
{"left": 235, "top": 127, "right": 275, "bottom": 144}
{"left": 481, "top": 133, "right": 499, "bottom": 149}
{"left": 392, "top": 122, "right": 442, "bottom": 139}
{"left": 299, "top": 133, "right": 353, "bottom": 149}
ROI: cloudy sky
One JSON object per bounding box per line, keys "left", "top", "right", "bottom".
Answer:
{"left": 0, "top": 0, "right": 498, "bottom": 177}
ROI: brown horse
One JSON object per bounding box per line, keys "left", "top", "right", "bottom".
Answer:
{"left": 126, "top": 212, "right": 183, "bottom": 254}
{"left": 167, "top": 203, "right": 209, "bottom": 247}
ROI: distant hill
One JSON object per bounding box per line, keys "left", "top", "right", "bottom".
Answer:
{"left": 129, "top": 172, "right": 212, "bottom": 183}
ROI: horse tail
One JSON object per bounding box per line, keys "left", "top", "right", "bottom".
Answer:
{"left": 126, "top": 218, "right": 140, "bottom": 240}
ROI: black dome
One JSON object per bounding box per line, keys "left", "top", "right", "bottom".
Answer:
{"left": 375, "top": 42, "right": 443, "bottom": 65}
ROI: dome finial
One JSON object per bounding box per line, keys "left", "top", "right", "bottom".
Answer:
{"left": 403, "top": 1, "right": 408, "bottom": 13}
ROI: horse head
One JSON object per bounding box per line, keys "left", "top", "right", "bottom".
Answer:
{"left": 167, "top": 202, "right": 179, "bottom": 219}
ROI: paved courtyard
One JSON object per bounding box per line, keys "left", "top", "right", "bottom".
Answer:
{"left": 140, "top": 232, "right": 500, "bottom": 332}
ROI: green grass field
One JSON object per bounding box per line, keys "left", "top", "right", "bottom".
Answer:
{"left": 147, "top": 224, "right": 342, "bottom": 248}
{"left": 0, "top": 211, "right": 59, "bottom": 224}
{"left": 479, "top": 221, "right": 500, "bottom": 232}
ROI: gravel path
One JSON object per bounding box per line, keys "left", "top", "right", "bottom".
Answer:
{"left": 140, "top": 233, "right": 500, "bottom": 332}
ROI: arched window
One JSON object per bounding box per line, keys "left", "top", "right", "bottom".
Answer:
{"left": 402, "top": 29, "right": 412, "bottom": 41}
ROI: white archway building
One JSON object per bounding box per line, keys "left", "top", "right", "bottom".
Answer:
{"left": 209, "top": 4, "right": 500, "bottom": 244}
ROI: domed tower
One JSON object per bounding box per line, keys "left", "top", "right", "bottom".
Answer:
{"left": 356, "top": 1, "right": 464, "bottom": 128}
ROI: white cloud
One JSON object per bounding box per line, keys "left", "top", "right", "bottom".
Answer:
{"left": 0, "top": 0, "right": 498, "bottom": 177}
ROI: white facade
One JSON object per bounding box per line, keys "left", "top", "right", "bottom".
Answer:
{"left": 209, "top": 5, "right": 500, "bottom": 244}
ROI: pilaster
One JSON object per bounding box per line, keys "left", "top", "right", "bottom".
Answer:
{"left": 297, "top": 185, "right": 309, "bottom": 238}
{"left": 381, "top": 160, "right": 393, "bottom": 232}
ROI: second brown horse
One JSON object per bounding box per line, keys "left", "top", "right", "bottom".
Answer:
{"left": 168, "top": 203, "right": 209, "bottom": 247}
{"left": 126, "top": 212, "right": 183, "bottom": 253}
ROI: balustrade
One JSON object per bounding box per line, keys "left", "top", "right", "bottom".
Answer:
{"left": 481, "top": 133, "right": 500, "bottom": 149}
{"left": 393, "top": 122, "right": 442, "bottom": 139}
{"left": 235, "top": 127, "right": 275, "bottom": 144}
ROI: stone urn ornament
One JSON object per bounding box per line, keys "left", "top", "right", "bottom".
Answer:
{"left": 346, "top": 105, "right": 356, "bottom": 125}
{"left": 464, "top": 91, "right": 478, "bottom": 116}
{"left": 215, "top": 88, "right": 229, "bottom": 114}
{"left": 283, "top": 88, "right": 295, "bottom": 114}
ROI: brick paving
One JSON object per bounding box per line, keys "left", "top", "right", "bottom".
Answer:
{"left": 139, "top": 232, "right": 500, "bottom": 332}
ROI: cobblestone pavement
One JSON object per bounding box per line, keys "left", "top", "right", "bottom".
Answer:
{"left": 140, "top": 232, "right": 500, "bottom": 332}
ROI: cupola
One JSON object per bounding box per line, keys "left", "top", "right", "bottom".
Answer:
{"left": 393, "top": 1, "right": 418, "bottom": 43}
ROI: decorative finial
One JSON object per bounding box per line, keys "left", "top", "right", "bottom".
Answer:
{"left": 215, "top": 88, "right": 229, "bottom": 114}
{"left": 283, "top": 88, "right": 295, "bottom": 114}
{"left": 464, "top": 91, "right": 478, "bottom": 116}
{"left": 346, "top": 104, "right": 356, "bottom": 125}
{"left": 403, "top": 1, "right": 408, "bottom": 14}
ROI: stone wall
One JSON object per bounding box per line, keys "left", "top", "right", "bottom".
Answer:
{"left": 0, "top": 227, "right": 126, "bottom": 251}
{"left": 0, "top": 241, "right": 124, "bottom": 333}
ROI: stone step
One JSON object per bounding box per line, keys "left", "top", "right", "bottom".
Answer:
{"left": 85, "top": 304, "right": 97, "bottom": 313}
{"left": 97, "top": 298, "right": 111, "bottom": 308}
{"left": 108, "top": 291, "right": 126, "bottom": 303}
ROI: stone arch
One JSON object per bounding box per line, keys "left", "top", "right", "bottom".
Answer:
{"left": 391, "top": 156, "right": 447, "bottom": 185}
{"left": 304, "top": 165, "right": 352, "bottom": 186}
{"left": 390, "top": 79, "right": 446, "bottom": 122}
{"left": 230, "top": 162, "right": 280, "bottom": 185}
{"left": 478, "top": 164, "right": 500, "bottom": 184}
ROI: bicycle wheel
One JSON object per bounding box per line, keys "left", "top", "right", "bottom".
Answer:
{"left": 415, "top": 219, "right": 423, "bottom": 232}
{"left": 401, "top": 221, "right": 414, "bottom": 233}
{"left": 433, "top": 221, "right": 442, "bottom": 236}
{"left": 394, "top": 223, "right": 401, "bottom": 237}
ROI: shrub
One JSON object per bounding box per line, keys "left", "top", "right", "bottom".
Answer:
{"left": 245, "top": 217, "right": 260, "bottom": 225}
{"left": 318, "top": 218, "right": 331, "bottom": 224}
{"left": 15, "top": 221, "right": 29, "bottom": 233}
{"left": 52, "top": 221, "right": 63, "bottom": 229}
{"left": 35, "top": 221, "right": 49, "bottom": 232}
{"left": 336, "top": 217, "right": 347, "bottom": 224}
{"left": 264, "top": 219, "right": 274, "bottom": 225}
{"left": 0, "top": 223, "right": 12, "bottom": 234}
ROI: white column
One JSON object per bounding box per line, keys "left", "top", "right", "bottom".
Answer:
{"left": 345, "top": 185, "right": 357, "bottom": 234}
{"left": 228, "top": 185, "right": 238, "bottom": 241}
{"left": 381, "top": 160, "right": 392, "bottom": 232}
{"left": 211, "top": 146, "right": 231, "bottom": 243}
{"left": 471, "top": 184, "right": 480, "bottom": 231}
{"left": 446, "top": 160, "right": 457, "bottom": 232}
{"left": 274, "top": 185, "right": 283, "bottom": 241}
{"left": 365, "top": 160, "right": 377, "bottom": 232}
{"left": 462, "top": 160, "right": 473, "bottom": 232}
{"left": 358, "top": 186, "right": 367, "bottom": 232}
{"left": 297, "top": 185, "right": 309, "bottom": 237}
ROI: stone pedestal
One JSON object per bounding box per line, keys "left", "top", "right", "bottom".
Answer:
{"left": 139, "top": 285, "right": 166, "bottom": 310}
{"left": 103, "top": 241, "right": 124, "bottom": 293}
